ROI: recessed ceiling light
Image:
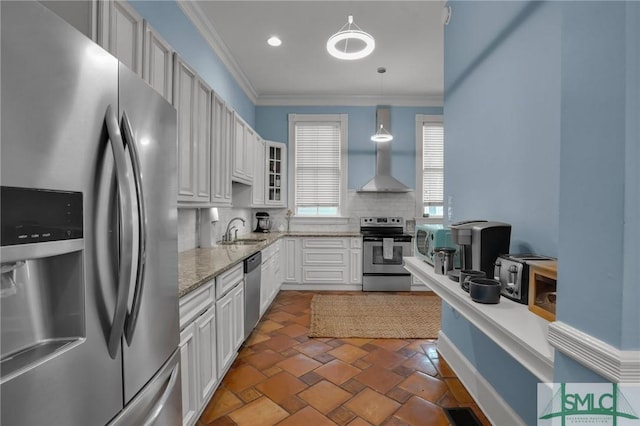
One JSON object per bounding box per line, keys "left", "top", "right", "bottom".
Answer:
{"left": 267, "top": 36, "right": 282, "bottom": 47}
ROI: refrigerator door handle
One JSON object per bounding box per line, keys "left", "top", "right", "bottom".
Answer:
{"left": 120, "top": 110, "right": 147, "bottom": 345}
{"left": 105, "top": 105, "right": 135, "bottom": 359}
{"left": 141, "top": 363, "right": 179, "bottom": 426}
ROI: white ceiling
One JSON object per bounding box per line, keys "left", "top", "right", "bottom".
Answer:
{"left": 181, "top": 1, "right": 445, "bottom": 106}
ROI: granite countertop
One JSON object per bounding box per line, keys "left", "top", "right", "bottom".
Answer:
{"left": 178, "top": 231, "right": 362, "bottom": 297}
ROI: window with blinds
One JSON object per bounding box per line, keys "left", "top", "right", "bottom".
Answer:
{"left": 422, "top": 122, "right": 444, "bottom": 217}
{"left": 294, "top": 121, "right": 342, "bottom": 216}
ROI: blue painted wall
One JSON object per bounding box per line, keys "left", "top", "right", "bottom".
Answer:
{"left": 443, "top": 0, "right": 640, "bottom": 417}
{"left": 129, "top": 1, "right": 255, "bottom": 126}
{"left": 255, "top": 106, "right": 443, "bottom": 190}
{"left": 557, "top": 0, "right": 640, "bottom": 360}
{"left": 441, "top": 302, "right": 539, "bottom": 425}
{"left": 444, "top": 1, "right": 560, "bottom": 257}
{"left": 443, "top": 2, "right": 555, "bottom": 422}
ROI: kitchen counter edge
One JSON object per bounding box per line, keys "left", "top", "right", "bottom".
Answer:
{"left": 178, "top": 231, "right": 362, "bottom": 297}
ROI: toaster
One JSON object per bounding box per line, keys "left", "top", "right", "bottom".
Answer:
{"left": 414, "top": 224, "right": 459, "bottom": 266}
{"left": 494, "top": 254, "right": 555, "bottom": 304}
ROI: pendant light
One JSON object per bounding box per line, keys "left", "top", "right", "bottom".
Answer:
{"left": 371, "top": 68, "right": 393, "bottom": 142}
{"left": 327, "top": 15, "right": 375, "bottom": 60}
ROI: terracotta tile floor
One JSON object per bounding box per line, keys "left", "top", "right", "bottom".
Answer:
{"left": 197, "top": 291, "right": 491, "bottom": 426}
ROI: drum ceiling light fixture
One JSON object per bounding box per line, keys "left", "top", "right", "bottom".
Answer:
{"left": 326, "top": 15, "right": 375, "bottom": 60}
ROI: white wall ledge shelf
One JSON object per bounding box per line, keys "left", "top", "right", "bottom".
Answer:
{"left": 404, "top": 257, "right": 554, "bottom": 382}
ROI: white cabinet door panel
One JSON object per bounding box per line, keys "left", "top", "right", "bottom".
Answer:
{"left": 195, "top": 306, "right": 217, "bottom": 406}
{"left": 303, "top": 238, "right": 348, "bottom": 249}
{"left": 179, "top": 323, "right": 198, "bottom": 426}
{"left": 231, "top": 283, "right": 245, "bottom": 352}
{"left": 142, "top": 21, "right": 173, "bottom": 103}
{"left": 211, "top": 93, "right": 232, "bottom": 206}
{"left": 173, "top": 55, "right": 197, "bottom": 201}
{"left": 302, "top": 267, "right": 348, "bottom": 283}
{"left": 195, "top": 78, "right": 212, "bottom": 201}
{"left": 303, "top": 250, "right": 348, "bottom": 265}
{"left": 215, "top": 291, "right": 234, "bottom": 375}
{"left": 283, "top": 238, "right": 302, "bottom": 283}
{"left": 100, "top": 0, "right": 143, "bottom": 75}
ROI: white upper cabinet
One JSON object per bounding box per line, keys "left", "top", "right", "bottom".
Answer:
{"left": 99, "top": 0, "right": 143, "bottom": 75}
{"left": 266, "top": 141, "right": 287, "bottom": 207}
{"left": 142, "top": 20, "right": 174, "bottom": 103}
{"left": 174, "top": 54, "right": 210, "bottom": 203}
{"left": 252, "top": 135, "right": 266, "bottom": 206}
{"left": 232, "top": 113, "right": 253, "bottom": 185}
{"left": 194, "top": 78, "right": 212, "bottom": 201}
{"left": 210, "top": 93, "right": 232, "bottom": 206}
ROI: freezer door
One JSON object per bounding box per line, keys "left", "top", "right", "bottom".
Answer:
{"left": 1, "top": 2, "right": 123, "bottom": 425}
{"left": 108, "top": 349, "right": 182, "bottom": 426}
{"left": 118, "top": 65, "right": 180, "bottom": 404}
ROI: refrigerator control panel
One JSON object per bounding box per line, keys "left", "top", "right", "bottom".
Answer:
{"left": 1, "top": 186, "right": 83, "bottom": 246}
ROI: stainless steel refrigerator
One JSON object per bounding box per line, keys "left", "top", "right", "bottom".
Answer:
{"left": 1, "top": 2, "right": 181, "bottom": 424}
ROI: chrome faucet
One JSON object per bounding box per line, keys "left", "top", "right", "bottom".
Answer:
{"left": 223, "top": 217, "right": 246, "bottom": 242}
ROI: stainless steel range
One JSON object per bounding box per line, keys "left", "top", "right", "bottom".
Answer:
{"left": 361, "top": 217, "right": 412, "bottom": 291}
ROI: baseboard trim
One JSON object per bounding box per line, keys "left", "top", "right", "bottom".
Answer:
{"left": 437, "top": 331, "right": 526, "bottom": 426}
{"left": 548, "top": 321, "right": 640, "bottom": 382}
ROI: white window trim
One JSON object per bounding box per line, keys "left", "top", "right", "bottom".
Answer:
{"left": 415, "top": 114, "right": 444, "bottom": 223}
{"left": 288, "top": 113, "right": 348, "bottom": 220}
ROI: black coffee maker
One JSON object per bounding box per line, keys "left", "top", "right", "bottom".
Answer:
{"left": 255, "top": 212, "right": 271, "bottom": 233}
{"left": 450, "top": 220, "right": 512, "bottom": 279}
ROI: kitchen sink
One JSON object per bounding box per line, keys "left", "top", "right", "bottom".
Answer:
{"left": 220, "top": 238, "right": 267, "bottom": 246}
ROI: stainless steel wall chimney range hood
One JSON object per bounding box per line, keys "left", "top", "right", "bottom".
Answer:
{"left": 358, "top": 107, "right": 411, "bottom": 193}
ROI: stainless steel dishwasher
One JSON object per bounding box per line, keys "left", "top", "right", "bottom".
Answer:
{"left": 244, "top": 252, "right": 262, "bottom": 339}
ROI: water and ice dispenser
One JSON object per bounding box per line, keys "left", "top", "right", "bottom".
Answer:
{"left": 1, "top": 186, "right": 85, "bottom": 382}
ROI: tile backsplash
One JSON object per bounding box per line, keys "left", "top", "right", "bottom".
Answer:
{"left": 346, "top": 190, "right": 416, "bottom": 226}
{"left": 177, "top": 190, "right": 417, "bottom": 252}
{"left": 177, "top": 206, "right": 252, "bottom": 253}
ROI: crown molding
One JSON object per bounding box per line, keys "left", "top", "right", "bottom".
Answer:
{"left": 548, "top": 321, "right": 640, "bottom": 383}
{"left": 177, "top": 1, "right": 258, "bottom": 104}
{"left": 255, "top": 94, "right": 444, "bottom": 107}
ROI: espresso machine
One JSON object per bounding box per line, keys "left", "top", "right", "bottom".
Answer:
{"left": 254, "top": 211, "right": 271, "bottom": 233}
{"left": 449, "top": 220, "right": 512, "bottom": 281}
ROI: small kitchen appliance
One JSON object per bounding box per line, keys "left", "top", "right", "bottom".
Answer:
{"left": 414, "top": 224, "right": 459, "bottom": 266}
{"left": 450, "top": 220, "right": 512, "bottom": 280}
{"left": 255, "top": 211, "right": 271, "bottom": 233}
{"left": 494, "top": 254, "right": 555, "bottom": 304}
{"left": 433, "top": 247, "right": 456, "bottom": 275}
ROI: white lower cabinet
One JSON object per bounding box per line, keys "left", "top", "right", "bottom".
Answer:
{"left": 231, "top": 283, "right": 245, "bottom": 352}
{"left": 179, "top": 322, "right": 198, "bottom": 426}
{"left": 215, "top": 290, "right": 234, "bottom": 375}
{"left": 283, "top": 237, "right": 302, "bottom": 283}
{"left": 282, "top": 237, "right": 362, "bottom": 287}
{"left": 215, "top": 263, "right": 245, "bottom": 376}
{"left": 195, "top": 306, "right": 218, "bottom": 405}
{"left": 350, "top": 237, "right": 363, "bottom": 285}
{"left": 260, "top": 241, "right": 282, "bottom": 316}
{"left": 178, "top": 280, "right": 216, "bottom": 426}
{"left": 178, "top": 264, "right": 245, "bottom": 426}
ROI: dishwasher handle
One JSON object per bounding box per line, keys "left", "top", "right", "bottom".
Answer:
{"left": 244, "top": 252, "right": 262, "bottom": 273}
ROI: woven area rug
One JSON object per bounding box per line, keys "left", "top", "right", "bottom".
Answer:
{"left": 309, "top": 294, "right": 441, "bottom": 339}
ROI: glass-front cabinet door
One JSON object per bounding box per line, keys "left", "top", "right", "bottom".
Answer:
{"left": 266, "top": 141, "right": 286, "bottom": 206}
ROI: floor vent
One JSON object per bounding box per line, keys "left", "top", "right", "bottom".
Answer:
{"left": 444, "top": 407, "right": 482, "bottom": 426}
